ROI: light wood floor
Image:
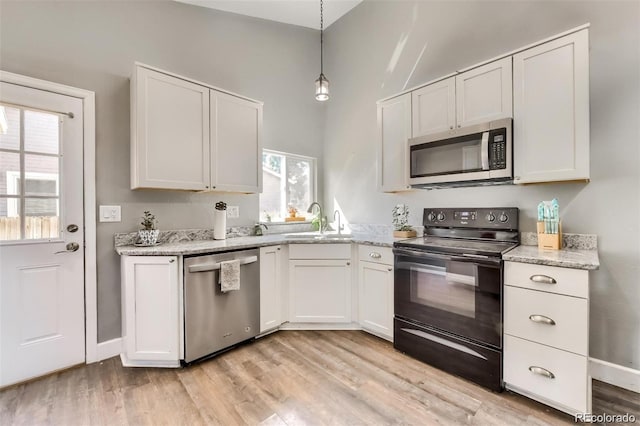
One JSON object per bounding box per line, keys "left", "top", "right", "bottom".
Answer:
{"left": 1, "top": 330, "right": 638, "bottom": 425}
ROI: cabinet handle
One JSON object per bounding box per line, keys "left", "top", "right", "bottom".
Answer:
{"left": 449, "top": 126, "right": 454, "bottom": 130}
{"left": 528, "top": 366, "right": 555, "bottom": 379}
{"left": 369, "top": 252, "right": 382, "bottom": 259}
{"left": 529, "top": 274, "right": 557, "bottom": 284}
{"left": 388, "top": 268, "right": 392, "bottom": 272}
{"left": 529, "top": 314, "right": 555, "bottom": 325}
{"left": 277, "top": 247, "right": 281, "bottom": 251}
{"left": 457, "top": 124, "right": 461, "bottom": 128}
{"left": 169, "top": 259, "right": 175, "bottom": 263}
{"left": 346, "top": 262, "right": 350, "bottom": 266}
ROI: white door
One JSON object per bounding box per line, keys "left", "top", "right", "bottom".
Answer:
{"left": 259, "top": 245, "right": 281, "bottom": 333}
{"left": 411, "top": 76, "right": 456, "bottom": 137}
{"left": 377, "top": 93, "right": 411, "bottom": 192}
{"left": 0, "top": 82, "right": 85, "bottom": 387}
{"left": 456, "top": 57, "right": 513, "bottom": 127}
{"left": 210, "top": 90, "right": 262, "bottom": 193}
{"left": 359, "top": 261, "right": 394, "bottom": 340}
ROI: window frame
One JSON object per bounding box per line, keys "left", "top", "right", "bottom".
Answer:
{"left": 260, "top": 149, "right": 317, "bottom": 223}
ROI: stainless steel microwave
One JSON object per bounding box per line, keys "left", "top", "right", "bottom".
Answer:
{"left": 408, "top": 118, "right": 512, "bottom": 188}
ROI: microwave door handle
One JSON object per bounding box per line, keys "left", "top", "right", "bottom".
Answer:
{"left": 481, "top": 132, "right": 490, "bottom": 170}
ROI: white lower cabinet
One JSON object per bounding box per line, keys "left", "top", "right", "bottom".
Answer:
{"left": 504, "top": 261, "right": 591, "bottom": 415}
{"left": 289, "top": 244, "right": 352, "bottom": 323}
{"left": 259, "top": 245, "right": 282, "bottom": 333}
{"left": 121, "top": 255, "right": 180, "bottom": 367}
{"left": 358, "top": 245, "right": 394, "bottom": 341}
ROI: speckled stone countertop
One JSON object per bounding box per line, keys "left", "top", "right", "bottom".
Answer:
{"left": 503, "top": 232, "right": 599, "bottom": 270}
{"left": 115, "top": 233, "right": 400, "bottom": 256}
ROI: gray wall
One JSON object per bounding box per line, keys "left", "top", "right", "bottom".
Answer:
{"left": 0, "top": 0, "right": 325, "bottom": 341}
{"left": 323, "top": 0, "right": 640, "bottom": 369}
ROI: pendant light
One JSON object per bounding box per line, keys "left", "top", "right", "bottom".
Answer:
{"left": 315, "top": 0, "right": 329, "bottom": 101}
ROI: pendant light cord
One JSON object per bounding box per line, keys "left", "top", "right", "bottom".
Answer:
{"left": 320, "top": 0, "right": 324, "bottom": 75}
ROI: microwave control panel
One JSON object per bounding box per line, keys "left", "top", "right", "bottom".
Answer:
{"left": 489, "top": 128, "right": 507, "bottom": 170}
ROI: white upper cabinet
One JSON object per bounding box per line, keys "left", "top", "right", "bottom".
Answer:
{"left": 131, "top": 67, "right": 210, "bottom": 190}
{"left": 513, "top": 29, "right": 590, "bottom": 184}
{"left": 211, "top": 91, "right": 262, "bottom": 193}
{"left": 131, "top": 64, "right": 263, "bottom": 192}
{"left": 456, "top": 57, "right": 512, "bottom": 127}
{"left": 411, "top": 77, "right": 456, "bottom": 137}
{"left": 377, "top": 93, "right": 412, "bottom": 192}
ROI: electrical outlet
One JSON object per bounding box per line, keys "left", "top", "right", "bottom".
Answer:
{"left": 227, "top": 205, "right": 239, "bottom": 219}
{"left": 99, "top": 205, "right": 121, "bottom": 222}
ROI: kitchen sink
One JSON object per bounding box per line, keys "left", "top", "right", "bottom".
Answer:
{"left": 283, "top": 231, "right": 352, "bottom": 240}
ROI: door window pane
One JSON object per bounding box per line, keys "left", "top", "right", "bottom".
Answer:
{"left": 259, "top": 150, "right": 316, "bottom": 222}
{"left": 0, "top": 106, "right": 20, "bottom": 150}
{"left": 25, "top": 110, "right": 59, "bottom": 154}
{"left": 0, "top": 151, "right": 20, "bottom": 195}
{"left": 24, "top": 154, "right": 59, "bottom": 196}
{"left": 286, "top": 157, "right": 311, "bottom": 216}
{"left": 0, "top": 198, "right": 20, "bottom": 240}
{"left": 25, "top": 198, "right": 59, "bottom": 239}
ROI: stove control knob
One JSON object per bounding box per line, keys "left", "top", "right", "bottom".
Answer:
{"left": 499, "top": 212, "right": 509, "bottom": 223}
{"left": 486, "top": 213, "right": 496, "bottom": 222}
{"left": 437, "top": 212, "right": 445, "bottom": 221}
{"left": 427, "top": 212, "right": 436, "bottom": 222}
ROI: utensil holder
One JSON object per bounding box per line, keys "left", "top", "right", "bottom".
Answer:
{"left": 537, "top": 221, "right": 562, "bottom": 250}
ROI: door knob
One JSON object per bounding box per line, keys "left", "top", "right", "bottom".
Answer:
{"left": 55, "top": 242, "right": 80, "bottom": 254}
{"left": 67, "top": 224, "right": 79, "bottom": 233}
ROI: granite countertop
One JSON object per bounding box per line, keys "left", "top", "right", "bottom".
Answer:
{"left": 503, "top": 245, "right": 599, "bottom": 270}
{"left": 116, "top": 233, "right": 400, "bottom": 256}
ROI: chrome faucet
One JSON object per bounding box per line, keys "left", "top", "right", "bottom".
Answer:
{"left": 307, "top": 202, "right": 324, "bottom": 234}
{"left": 333, "top": 210, "right": 343, "bottom": 235}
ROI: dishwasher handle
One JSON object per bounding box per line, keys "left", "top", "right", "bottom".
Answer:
{"left": 187, "top": 255, "right": 258, "bottom": 273}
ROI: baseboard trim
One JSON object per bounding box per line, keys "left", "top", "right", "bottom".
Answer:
{"left": 279, "top": 322, "right": 361, "bottom": 331}
{"left": 590, "top": 358, "right": 640, "bottom": 394}
{"left": 95, "top": 338, "right": 123, "bottom": 362}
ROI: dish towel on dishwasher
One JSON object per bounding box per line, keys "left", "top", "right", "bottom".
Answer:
{"left": 219, "top": 259, "right": 240, "bottom": 292}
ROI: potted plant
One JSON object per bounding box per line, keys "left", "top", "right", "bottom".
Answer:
{"left": 138, "top": 210, "right": 159, "bottom": 246}
{"left": 392, "top": 204, "right": 417, "bottom": 238}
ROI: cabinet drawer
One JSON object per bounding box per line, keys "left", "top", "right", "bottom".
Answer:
{"left": 505, "top": 286, "right": 588, "bottom": 355}
{"left": 504, "top": 335, "right": 589, "bottom": 414}
{"left": 289, "top": 243, "right": 351, "bottom": 260}
{"left": 358, "top": 245, "right": 393, "bottom": 265}
{"left": 504, "top": 261, "right": 588, "bottom": 298}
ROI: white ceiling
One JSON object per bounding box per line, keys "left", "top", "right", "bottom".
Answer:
{"left": 175, "top": 0, "right": 362, "bottom": 30}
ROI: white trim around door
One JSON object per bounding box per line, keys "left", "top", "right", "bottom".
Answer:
{"left": 0, "top": 70, "right": 98, "bottom": 363}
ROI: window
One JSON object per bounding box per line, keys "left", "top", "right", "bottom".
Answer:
{"left": 0, "top": 105, "right": 61, "bottom": 241}
{"left": 259, "top": 150, "right": 316, "bottom": 222}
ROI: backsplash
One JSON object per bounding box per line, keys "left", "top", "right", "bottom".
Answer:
{"left": 520, "top": 232, "right": 597, "bottom": 250}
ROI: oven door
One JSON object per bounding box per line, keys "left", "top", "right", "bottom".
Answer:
{"left": 394, "top": 248, "right": 502, "bottom": 348}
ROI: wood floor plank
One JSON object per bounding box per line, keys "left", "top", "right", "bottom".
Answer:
{"left": 1, "top": 331, "right": 637, "bottom": 426}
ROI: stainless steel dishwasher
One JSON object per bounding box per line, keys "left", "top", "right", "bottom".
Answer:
{"left": 183, "top": 248, "right": 260, "bottom": 363}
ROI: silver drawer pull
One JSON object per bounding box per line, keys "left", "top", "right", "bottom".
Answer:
{"left": 530, "top": 274, "right": 557, "bottom": 284}
{"left": 369, "top": 252, "right": 382, "bottom": 259}
{"left": 529, "top": 314, "right": 556, "bottom": 325}
{"left": 529, "top": 366, "right": 555, "bottom": 379}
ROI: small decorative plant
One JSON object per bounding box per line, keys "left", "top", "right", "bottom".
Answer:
{"left": 392, "top": 204, "right": 417, "bottom": 238}
{"left": 138, "top": 210, "right": 159, "bottom": 246}
{"left": 140, "top": 211, "right": 157, "bottom": 230}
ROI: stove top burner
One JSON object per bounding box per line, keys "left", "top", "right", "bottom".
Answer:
{"left": 393, "top": 207, "right": 520, "bottom": 257}
{"left": 395, "top": 235, "right": 518, "bottom": 257}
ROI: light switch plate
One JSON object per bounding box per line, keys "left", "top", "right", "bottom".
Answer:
{"left": 227, "top": 205, "right": 239, "bottom": 219}
{"left": 99, "top": 205, "right": 121, "bottom": 222}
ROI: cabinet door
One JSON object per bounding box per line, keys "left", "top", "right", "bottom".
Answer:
{"left": 456, "top": 57, "right": 512, "bottom": 127}
{"left": 513, "top": 30, "right": 590, "bottom": 184}
{"left": 289, "top": 260, "right": 351, "bottom": 323}
{"left": 131, "top": 67, "right": 210, "bottom": 190}
{"left": 359, "top": 261, "right": 394, "bottom": 340}
{"left": 122, "top": 256, "right": 179, "bottom": 362}
{"left": 211, "top": 91, "right": 262, "bottom": 193}
{"left": 260, "top": 246, "right": 281, "bottom": 333}
{"left": 377, "top": 94, "right": 411, "bottom": 192}
{"left": 411, "top": 76, "right": 456, "bottom": 137}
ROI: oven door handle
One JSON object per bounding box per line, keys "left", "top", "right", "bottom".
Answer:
{"left": 393, "top": 248, "right": 502, "bottom": 266}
